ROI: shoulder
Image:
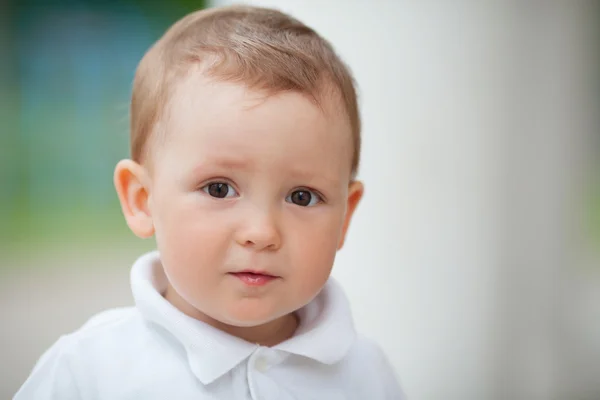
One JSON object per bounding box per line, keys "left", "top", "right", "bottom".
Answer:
{"left": 79, "top": 306, "right": 138, "bottom": 331}
{"left": 15, "top": 307, "right": 151, "bottom": 399}
{"left": 15, "top": 307, "right": 155, "bottom": 399}
{"left": 33, "top": 306, "right": 142, "bottom": 354}
{"left": 57, "top": 307, "right": 146, "bottom": 353}
{"left": 43, "top": 306, "right": 146, "bottom": 357}
{"left": 57, "top": 307, "right": 159, "bottom": 363}
{"left": 347, "top": 334, "right": 390, "bottom": 362}
{"left": 343, "top": 335, "right": 408, "bottom": 399}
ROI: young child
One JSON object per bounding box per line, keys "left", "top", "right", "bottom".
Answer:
{"left": 16, "top": 5, "right": 405, "bottom": 399}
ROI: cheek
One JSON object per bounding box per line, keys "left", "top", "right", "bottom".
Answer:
{"left": 151, "top": 192, "right": 230, "bottom": 275}
{"left": 287, "top": 210, "right": 344, "bottom": 281}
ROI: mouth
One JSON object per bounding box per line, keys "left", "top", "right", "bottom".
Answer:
{"left": 228, "top": 270, "right": 279, "bottom": 287}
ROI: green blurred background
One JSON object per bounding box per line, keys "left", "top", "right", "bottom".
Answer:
{"left": 0, "top": 0, "right": 206, "bottom": 259}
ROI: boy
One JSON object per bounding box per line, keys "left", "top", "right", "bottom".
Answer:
{"left": 16, "top": 5, "right": 405, "bottom": 399}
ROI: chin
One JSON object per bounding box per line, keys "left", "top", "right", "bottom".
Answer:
{"left": 218, "top": 307, "right": 291, "bottom": 328}
{"left": 220, "top": 313, "right": 279, "bottom": 327}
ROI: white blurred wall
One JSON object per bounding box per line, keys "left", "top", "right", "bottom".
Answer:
{"left": 212, "top": 1, "right": 600, "bottom": 399}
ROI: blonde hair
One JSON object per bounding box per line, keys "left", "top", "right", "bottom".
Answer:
{"left": 131, "top": 5, "right": 361, "bottom": 177}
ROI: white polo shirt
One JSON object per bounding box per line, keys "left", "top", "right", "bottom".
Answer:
{"left": 15, "top": 251, "right": 405, "bottom": 399}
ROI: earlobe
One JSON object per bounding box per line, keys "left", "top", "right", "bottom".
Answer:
{"left": 338, "top": 180, "right": 364, "bottom": 250}
{"left": 114, "top": 159, "right": 155, "bottom": 238}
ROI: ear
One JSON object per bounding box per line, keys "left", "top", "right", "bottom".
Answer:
{"left": 338, "top": 180, "right": 364, "bottom": 250}
{"left": 114, "top": 159, "right": 154, "bottom": 238}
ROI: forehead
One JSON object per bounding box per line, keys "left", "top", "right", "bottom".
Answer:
{"left": 153, "top": 71, "right": 353, "bottom": 178}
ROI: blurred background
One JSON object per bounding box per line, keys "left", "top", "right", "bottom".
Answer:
{"left": 1, "top": 1, "right": 599, "bottom": 399}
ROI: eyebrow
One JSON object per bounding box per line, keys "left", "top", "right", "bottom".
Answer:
{"left": 193, "top": 157, "right": 253, "bottom": 173}
{"left": 285, "top": 166, "right": 342, "bottom": 189}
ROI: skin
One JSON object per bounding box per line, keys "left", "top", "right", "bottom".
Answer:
{"left": 114, "top": 71, "right": 363, "bottom": 347}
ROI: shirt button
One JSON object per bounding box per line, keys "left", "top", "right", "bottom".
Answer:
{"left": 254, "top": 356, "right": 269, "bottom": 372}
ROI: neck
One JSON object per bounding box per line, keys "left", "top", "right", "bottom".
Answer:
{"left": 164, "top": 284, "right": 299, "bottom": 347}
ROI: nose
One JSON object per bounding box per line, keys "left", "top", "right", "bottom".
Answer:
{"left": 235, "top": 207, "right": 281, "bottom": 251}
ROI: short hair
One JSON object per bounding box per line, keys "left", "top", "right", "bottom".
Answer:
{"left": 131, "top": 5, "right": 361, "bottom": 178}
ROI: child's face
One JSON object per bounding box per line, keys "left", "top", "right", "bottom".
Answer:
{"left": 124, "top": 73, "right": 362, "bottom": 327}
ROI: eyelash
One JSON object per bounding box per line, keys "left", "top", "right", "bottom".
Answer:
{"left": 200, "top": 180, "right": 239, "bottom": 199}
{"left": 199, "top": 181, "right": 325, "bottom": 206}
{"left": 285, "top": 188, "right": 324, "bottom": 207}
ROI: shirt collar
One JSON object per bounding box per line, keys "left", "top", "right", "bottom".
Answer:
{"left": 131, "top": 251, "right": 356, "bottom": 385}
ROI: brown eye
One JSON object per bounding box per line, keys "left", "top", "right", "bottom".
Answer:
{"left": 287, "top": 189, "right": 321, "bottom": 207}
{"left": 202, "top": 182, "right": 237, "bottom": 198}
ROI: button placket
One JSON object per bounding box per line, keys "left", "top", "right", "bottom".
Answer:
{"left": 254, "top": 355, "right": 269, "bottom": 372}
{"left": 247, "top": 348, "right": 266, "bottom": 400}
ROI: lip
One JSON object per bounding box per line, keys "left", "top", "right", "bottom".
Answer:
{"left": 228, "top": 270, "right": 280, "bottom": 287}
